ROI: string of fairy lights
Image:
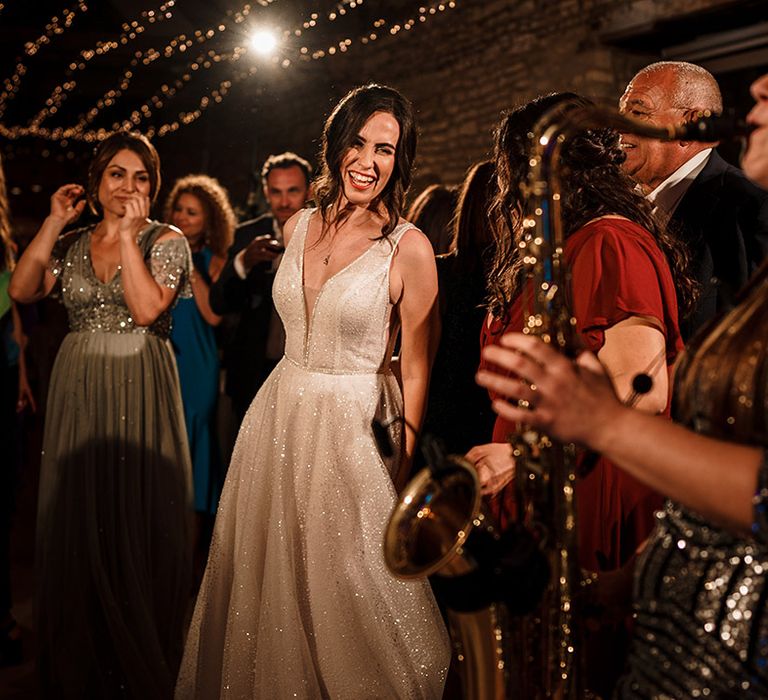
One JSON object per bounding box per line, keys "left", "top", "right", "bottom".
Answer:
{"left": 27, "top": 0, "right": 181, "bottom": 130}
{"left": 0, "top": 1, "right": 90, "bottom": 119}
{"left": 4, "top": 0, "right": 363, "bottom": 138}
{"left": 0, "top": 0, "right": 460, "bottom": 144}
{"left": 87, "top": 0, "right": 372, "bottom": 137}
{"left": 25, "top": 0, "right": 285, "bottom": 133}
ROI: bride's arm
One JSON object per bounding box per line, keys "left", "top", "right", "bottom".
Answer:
{"left": 390, "top": 228, "right": 440, "bottom": 491}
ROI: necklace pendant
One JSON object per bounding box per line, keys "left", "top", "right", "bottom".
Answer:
{"left": 323, "top": 255, "right": 330, "bottom": 265}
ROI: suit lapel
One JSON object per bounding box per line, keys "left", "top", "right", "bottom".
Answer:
{"left": 671, "top": 152, "right": 726, "bottom": 244}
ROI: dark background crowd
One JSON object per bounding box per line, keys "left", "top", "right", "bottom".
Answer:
{"left": 1, "top": 0, "right": 768, "bottom": 698}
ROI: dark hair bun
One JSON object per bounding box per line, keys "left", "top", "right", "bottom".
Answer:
{"left": 564, "top": 127, "right": 625, "bottom": 170}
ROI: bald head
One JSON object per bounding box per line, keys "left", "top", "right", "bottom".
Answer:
{"left": 634, "top": 61, "right": 722, "bottom": 115}
{"left": 619, "top": 61, "right": 722, "bottom": 192}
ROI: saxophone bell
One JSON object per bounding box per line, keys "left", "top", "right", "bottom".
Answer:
{"left": 384, "top": 448, "right": 550, "bottom": 614}
{"left": 384, "top": 443, "right": 550, "bottom": 700}
{"left": 383, "top": 99, "right": 753, "bottom": 699}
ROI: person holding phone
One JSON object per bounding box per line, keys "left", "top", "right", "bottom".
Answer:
{"left": 209, "top": 152, "right": 312, "bottom": 422}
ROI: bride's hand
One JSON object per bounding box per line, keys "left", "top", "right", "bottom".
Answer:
{"left": 466, "top": 442, "right": 515, "bottom": 496}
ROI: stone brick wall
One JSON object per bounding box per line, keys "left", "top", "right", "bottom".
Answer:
{"left": 158, "top": 0, "right": 753, "bottom": 211}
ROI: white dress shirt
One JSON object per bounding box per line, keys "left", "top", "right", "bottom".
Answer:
{"left": 647, "top": 148, "right": 713, "bottom": 217}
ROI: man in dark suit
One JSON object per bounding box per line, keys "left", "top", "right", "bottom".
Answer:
{"left": 619, "top": 61, "right": 768, "bottom": 340}
{"left": 210, "top": 152, "right": 312, "bottom": 421}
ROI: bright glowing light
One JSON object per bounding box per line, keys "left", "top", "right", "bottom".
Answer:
{"left": 249, "top": 29, "right": 278, "bottom": 56}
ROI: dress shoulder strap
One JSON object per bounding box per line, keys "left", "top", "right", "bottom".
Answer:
{"left": 298, "top": 207, "right": 315, "bottom": 239}
{"left": 49, "top": 224, "right": 95, "bottom": 273}
{"left": 55, "top": 223, "right": 95, "bottom": 253}
{"left": 287, "top": 207, "right": 314, "bottom": 255}
{"left": 383, "top": 220, "right": 420, "bottom": 259}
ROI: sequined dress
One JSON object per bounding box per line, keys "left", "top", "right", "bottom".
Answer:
{"left": 176, "top": 208, "right": 450, "bottom": 699}
{"left": 37, "top": 221, "right": 193, "bottom": 699}
{"left": 616, "top": 263, "right": 768, "bottom": 698}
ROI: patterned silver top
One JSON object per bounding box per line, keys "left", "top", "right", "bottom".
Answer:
{"left": 49, "top": 221, "right": 192, "bottom": 338}
{"left": 617, "top": 267, "right": 768, "bottom": 698}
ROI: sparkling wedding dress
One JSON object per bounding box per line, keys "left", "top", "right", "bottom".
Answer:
{"left": 176, "top": 208, "right": 450, "bottom": 699}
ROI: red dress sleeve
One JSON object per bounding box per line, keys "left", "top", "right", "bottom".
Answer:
{"left": 567, "top": 218, "right": 683, "bottom": 359}
{"left": 478, "top": 313, "right": 507, "bottom": 406}
{"left": 479, "top": 218, "right": 679, "bottom": 570}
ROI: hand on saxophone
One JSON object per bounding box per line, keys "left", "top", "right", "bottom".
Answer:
{"left": 465, "top": 442, "right": 516, "bottom": 496}
{"left": 476, "top": 332, "right": 621, "bottom": 452}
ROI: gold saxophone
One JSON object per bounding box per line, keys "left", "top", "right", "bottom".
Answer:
{"left": 383, "top": 106, "right": 745, "bottom": 699}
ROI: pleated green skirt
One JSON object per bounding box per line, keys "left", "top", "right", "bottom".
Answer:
{"left": 37, "top": 330, "right": 192, "bottom": 699}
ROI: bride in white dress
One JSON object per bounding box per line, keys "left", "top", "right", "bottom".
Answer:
{"left": 176, "top": 84, "right": 450, "bottom": 699}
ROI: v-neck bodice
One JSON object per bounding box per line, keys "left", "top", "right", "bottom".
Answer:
{"left": 48, "top": 221, "right": 192, "bottom": 337}
{"left": 273, "top": 207, "right": 412, "bottom": 373}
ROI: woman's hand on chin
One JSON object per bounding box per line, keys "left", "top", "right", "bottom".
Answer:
{"left": 118, "top": 193, "right": 151, "bottom": 240}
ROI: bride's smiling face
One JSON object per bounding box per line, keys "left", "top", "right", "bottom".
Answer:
{"left": 339, "top": 111, "right": 400, "bottom": 207}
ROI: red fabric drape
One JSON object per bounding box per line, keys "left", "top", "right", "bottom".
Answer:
{"left": 480, "top": 218, "right": 683, "bottom": 571}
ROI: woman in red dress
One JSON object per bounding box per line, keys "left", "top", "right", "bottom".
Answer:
{"left": 468, "top": 94, "right": 697, "bottom": 695}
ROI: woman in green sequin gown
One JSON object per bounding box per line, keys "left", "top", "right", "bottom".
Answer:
{"left": 10, "top": 133, "right": 193, "bottom": 699}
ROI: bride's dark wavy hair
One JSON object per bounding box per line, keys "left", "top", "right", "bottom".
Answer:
{"left": 487, "top": 92, "right": 697, "bottom": 321}
{"left": 313, "top": 83, "right": 417, "bottom": 238}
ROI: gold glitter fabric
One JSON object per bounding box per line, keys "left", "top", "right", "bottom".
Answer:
{"left": 36, "top": 221, "right": 194, "bottom": 697}
{"left": 616, "top": 263, "right": 768, "bottom": 698}
{"left": 176, "top": 208, "right": 450, "bottom": 699}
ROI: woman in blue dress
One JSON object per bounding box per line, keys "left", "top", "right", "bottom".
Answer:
{"left": 165, "top": 175, "right": 235, "bottom": 519}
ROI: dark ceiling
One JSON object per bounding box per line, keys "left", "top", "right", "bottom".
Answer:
{"left": 3, "top": 0, "right": 767, "bottom": 225}
{"left": 0, "top": 0, "right": 410, "bottom": 138}
{"left": 0, "top": 0, "right": 426, "bottom": 222}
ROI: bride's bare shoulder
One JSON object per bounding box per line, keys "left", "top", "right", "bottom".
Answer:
{"left": 283, "top": 207, "right": 315, "bottom": 245}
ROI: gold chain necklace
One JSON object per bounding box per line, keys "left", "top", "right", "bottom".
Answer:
{"left": 321, "top": 233, "right": 337, "bottom": 266}
{"left": 319, "top": 212, "right": 372, "bottom": 265}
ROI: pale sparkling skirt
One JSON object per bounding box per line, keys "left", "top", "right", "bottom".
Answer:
{"left": 176, "top": 358, "right": 450, "bottom": 699}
